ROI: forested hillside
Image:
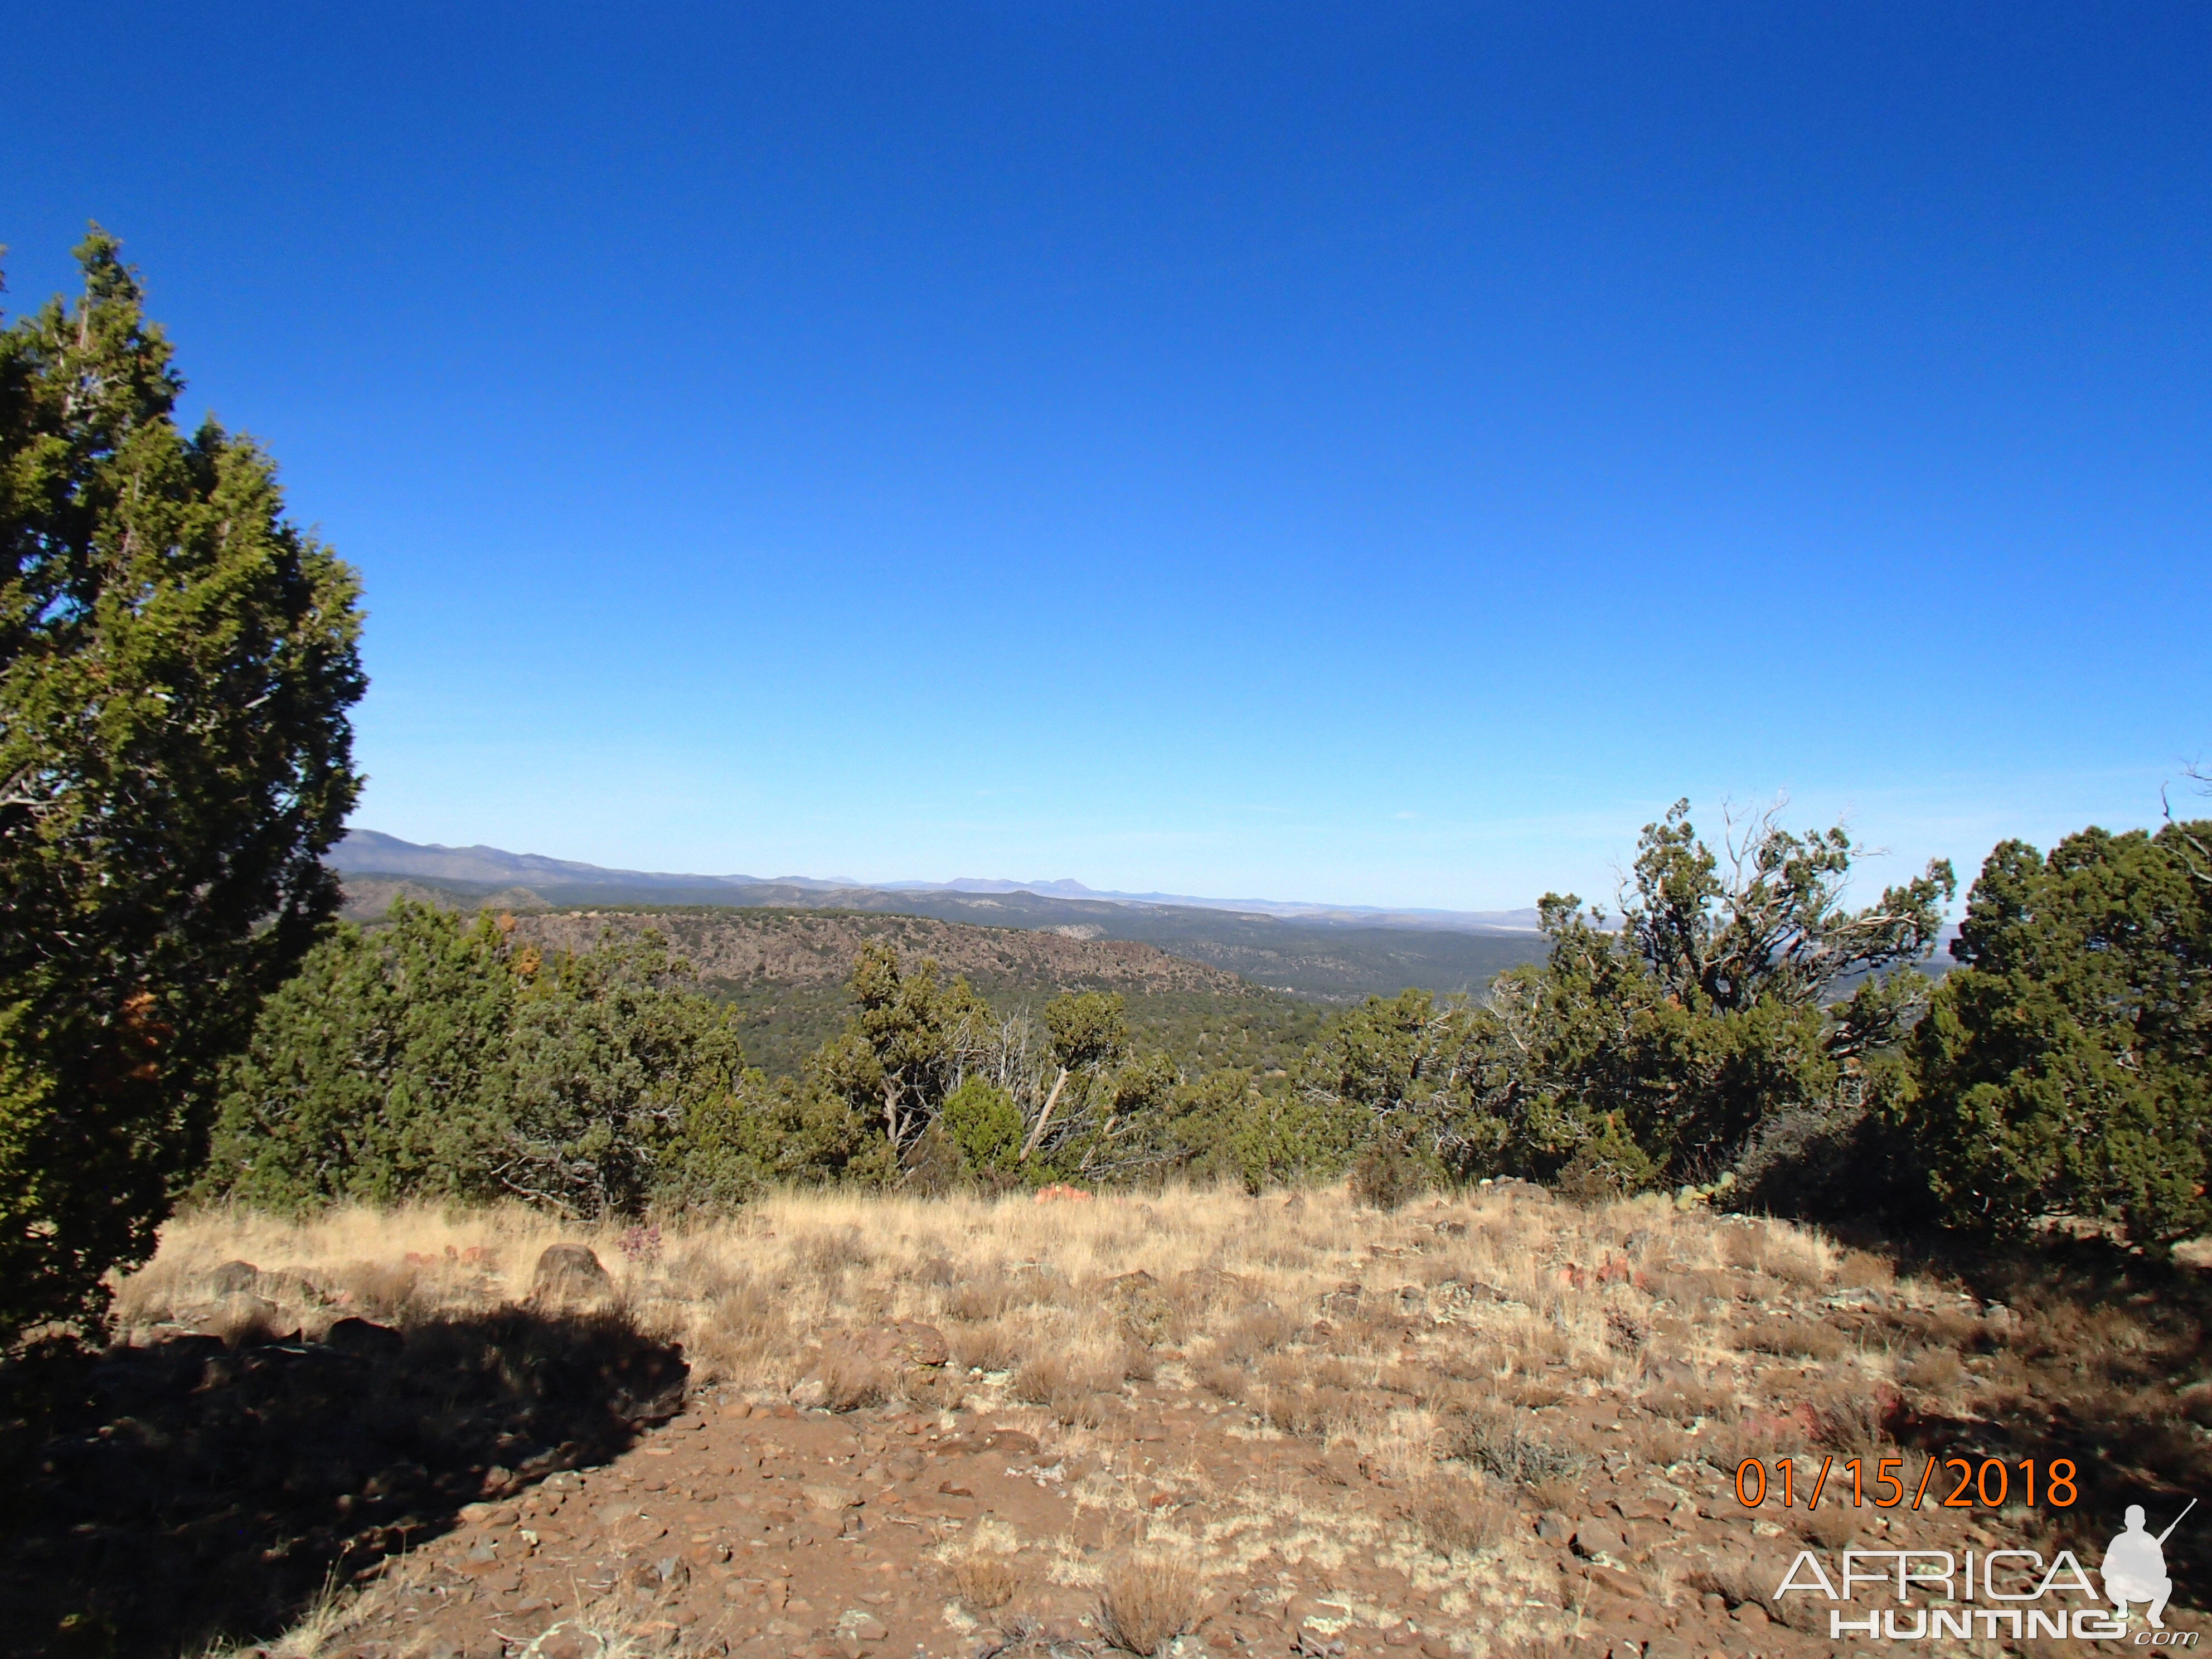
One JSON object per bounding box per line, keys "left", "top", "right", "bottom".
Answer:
{"left": 505, "top": 905, "right": 1323, "bottom": 1079}
{"left": 337, "top": 871, "right": 1545, "bottom": 1000}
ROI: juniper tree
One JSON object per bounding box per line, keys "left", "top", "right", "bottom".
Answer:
{"left": 201, "top": 903, "right": 516, "bottom": 1212}
{"left": 1, "top": 231, "right": 363, "bottom": 1335}
{"left": 1905, "top": 822, "right": 2212, "bottom": 1249}
{"left": 1476, "top": 801, "right": 1953, "bottom": 1188}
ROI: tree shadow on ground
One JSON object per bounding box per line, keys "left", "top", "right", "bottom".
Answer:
{"left": 0, "top": 1309, "right": 687, "bottom": 1659}
{"left": 1834, "top": 1224, "right": 2212, "bottom": 1595}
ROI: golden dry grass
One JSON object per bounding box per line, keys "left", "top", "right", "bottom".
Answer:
{"left": 117, "top": 1176, "right": 2212, "bottom": 1659}
{"left": 949, "top": 1551, "right": 1026, "bottom": 1613}
{"left": 1095, "top": 1551, "right": 1202, "bottom": 1655}
{"left": 118, "top": 1181, "right": 1884, "bottom": 1424}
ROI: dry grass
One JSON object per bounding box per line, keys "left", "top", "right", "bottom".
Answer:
{"left": 112, "top": 1174, "right": 2212, "bottom": 1659}
{"left": 950, "top": 1553, "right": 1027, "bottom": 1613}
{"left": 118, "top": 1181, "right": 2164, "bottom": 1498}
{"left": 120, "top": 1183, "right": 1881, "bottom": 1418}
{"left": 1407, "top": 1469, "right": 1510, "bottom": 1557}
{"left": 1096, "top": 1552, "right": 1202, "bottom": 1656}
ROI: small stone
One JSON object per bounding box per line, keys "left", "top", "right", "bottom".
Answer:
{"left": 836, "top": 1611, "right": 889, "bottom": 1642}
{"left": 1573, "top": 1522, "right": 1631, "bottom": 1561}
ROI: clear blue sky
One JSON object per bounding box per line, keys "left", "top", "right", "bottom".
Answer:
{"left": 7, "top": 4, "right": 2207, "bottom": 910}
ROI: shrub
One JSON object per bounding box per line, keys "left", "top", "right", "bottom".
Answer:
{"left": 1445, "top": 1408, "right": 1585, "bottom": 1485}
{"left": 1409, "top": 1472, "right": 1510, "bottom": 1556}
{"left": 1350, "top": 1142, "right": 1430, "bottom": 1210}
{"left": 950, "top": 1554, "right": 1023, "bottom": 1613}
{"left": 206, "top": 912, "right": 751, "bottom": 1218}
{"left": 940, "top": 1077, "right": 1025, "bottom": 1179}
{"left": 1097, "top": 1554, "right": 1201, "bottom": 1656}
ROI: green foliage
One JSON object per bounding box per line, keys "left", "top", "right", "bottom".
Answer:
{"left": 206, "top": 905, "right": 751, "bottom": 1217}
{"left": 1294, "top": 987, "right": 1490, "bottom": 1171}
{"left": 1284, "top": 801, "right": 1954, "bottom": 1195}
{"left": 1045, "top": 991, "right": 1128, "bottom": 1073}
{"left": 1476, "top": 802, "right": 1952, "bottom": 1188}
{"left": 939, "top": 1076, "right": 1025, "bottom": 1177}
{"left": 202, "top": 903, "right": 513, "bottom": 1211}
{"left": 0, "top": 231, "right": 365, "bottom": 1333}
{"left": 505, "top": 929, "right": 747, "bottom": 1216}
{"left": 817, "top": 942, "right": 993, "bottom": 1157}
{"left": 712, "top": 972, "right": 1318, "bottom": 1090}
{"left": 1903, "top": 822, "right": 2212, "bottom": 1249}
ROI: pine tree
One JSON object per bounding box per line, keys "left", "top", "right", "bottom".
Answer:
{"left": 1, "top": 231, "right": 364, "bottom": 1333}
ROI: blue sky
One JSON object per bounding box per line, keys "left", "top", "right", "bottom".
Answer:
{"left": 6, "top": 4, "right": 2208, "bottom": 910}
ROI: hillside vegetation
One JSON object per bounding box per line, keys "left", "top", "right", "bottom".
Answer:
{"left": 337, "top": 872, "right": 1547, "bottom": 1002}
{"left": 336, "top": 892, "right": 1323, "bottom": 1081}
{"left": 515, "top": 907, "right": 1321, "bottom": 1082}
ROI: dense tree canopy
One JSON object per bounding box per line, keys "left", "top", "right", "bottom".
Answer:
{"left": 1, "top": 231, "right": 364, "bottom": 1335}
{"left": 205, "top": 904, "right": 751, "bottom": 1217}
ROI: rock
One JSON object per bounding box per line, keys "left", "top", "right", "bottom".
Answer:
{"left": 1583, "top": 1564, "right": 1645, "bottom": 1600}
{"left": 1536, "top": 1510, "right": 1574, "bottom": 1543}
{"left": 1573, "top": 1522, "right": 1631, "bottom": 1561}
{"left": 325, "top": 1316, "right": 405, "bottom": 1357}
{"left": 202, "top": 1292, "right": 280, "bottom": 1342}
{"left": 836, "top": 1611, "right": 889, "bottom": 1643}
{"left": 208, "top": 1260, "right": 261, "bottom": 1296}
{"left": 850, "top": 1322, "right": 948, "bottom": 1368}
{"left": 789, "top": 1377, "right": 831, "bottom": 1410}
{"left": 1728, "top": 1602, "right": 1768, "bottom": 1629}
{"left": 531, "top": 1243, "right": 613, "bottom": 1305}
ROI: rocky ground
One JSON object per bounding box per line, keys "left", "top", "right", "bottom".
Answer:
{"left": 11, "top": 1185, "right": 2207, "bottom": 1659}
{"left": 309, "top": 1367, "right": 1835, "bottom": 1659}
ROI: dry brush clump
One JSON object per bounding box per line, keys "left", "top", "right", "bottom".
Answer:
{"left": 1095, "top": 1552, "right": 1202, "bottom": 1656}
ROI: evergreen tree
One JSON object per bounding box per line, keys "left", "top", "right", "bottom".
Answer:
{"left": 1904, "top": 822, "right": 2212, "bottom": 1249}
{"left": 1, "top": 232, "right": 363, "bottom": 1333}
{"left": 808, "top": 943, "right": 991, "bottom": 1161}
{"left": 201, "top": 902, "right": 515, "bottom": 1211}
{"left": 504, "top": 929, "right": 746, "bottom": 1215}
{"left": 206, "top": 911, "right": 752, "bottom": 1219}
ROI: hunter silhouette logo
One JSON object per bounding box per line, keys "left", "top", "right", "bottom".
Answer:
{"left": 1773, "top": 1500, "right": 2198, "bottom": 1643}
{"left": 2105, "top": 1502, "right": 2192, "bottom": 1630}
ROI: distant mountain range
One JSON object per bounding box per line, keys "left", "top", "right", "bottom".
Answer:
{"left": 330, "top": 831, "right": 1540, "bottom": 935}
{"left": 327, "top": 830, "right": 1550, "bottom": 1001}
